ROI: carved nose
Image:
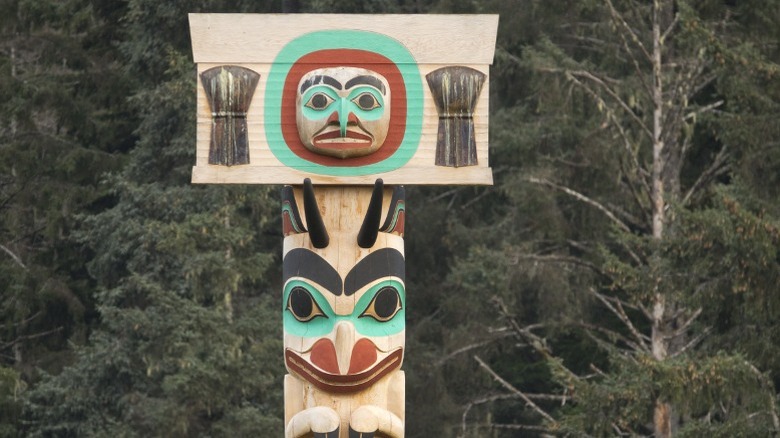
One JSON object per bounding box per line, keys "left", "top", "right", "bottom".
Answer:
{"left": 334, "top": 321, "right": 355, "bottom": 375}
{"left": 326, "top": 111, "right": 358, "bottom": 137}
{"left": 310, "top": 324, "right": 379, "bottom": 375}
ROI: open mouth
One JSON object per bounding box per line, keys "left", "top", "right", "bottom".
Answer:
{"left": 312, "top": 129, "right": 373, "bottom": 150}
{"left": 285, "top": 348, "right": 403, "bottom": 393}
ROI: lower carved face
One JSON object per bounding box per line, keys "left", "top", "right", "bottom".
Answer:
{"left": 282, "top": 247, "right": 405, "bottom": 393}
{"left": 296, "top": 67, "right": 391, "bottom": 159}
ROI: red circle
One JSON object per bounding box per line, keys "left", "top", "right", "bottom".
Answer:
{"left": 281, "top": 49, "right": 407, "bottom": 167}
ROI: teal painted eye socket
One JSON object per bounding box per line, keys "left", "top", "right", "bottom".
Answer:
{"left": 304, "top": 92, "right": 335, "bottom": 111}
{"left": 283, "top": 279, "right": 405, "bottom": 338}
{"left": 287, "top": 286, "right": 326, "bottom": 322}
{"left": 359, "top": 286, "right": 401, "bottom": 322}
{"left": 353, "top": 280, "right": 405, "bottom": 336}
{"left": 351, "top": 92, "right": 382, "bottom": 111}
{"left": 283, "top": 280, "right": 335, "bottom": 337}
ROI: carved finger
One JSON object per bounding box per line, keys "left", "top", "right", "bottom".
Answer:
{"left": 349, "top": 405, "right": 404, "bottom": 438}
{"left": 285, "top": 406, "right": 340, "bottom": 438}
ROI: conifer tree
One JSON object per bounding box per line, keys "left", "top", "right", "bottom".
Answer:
{"left": 25, "top": 1, "right": 287, "bottom": 435}
{"left": 411, "top": 0, "right": 780, "bottom": 436}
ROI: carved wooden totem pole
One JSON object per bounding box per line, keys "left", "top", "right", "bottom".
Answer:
{"left": 190, "top": 14, "right": 497, "bottom": 437}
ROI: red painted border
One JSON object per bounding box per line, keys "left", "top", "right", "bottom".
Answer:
{"left": 281, "top": 49, "right": 408, "bottom": 167}
{"left": 285, "top": 348, "right": 403, "bottom": 393}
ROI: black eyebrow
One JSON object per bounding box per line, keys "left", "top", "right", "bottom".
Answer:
{"left": 344, "top": 248, "right": 405, "bottom": 296}
{"left": 283, "top": 248, "right": 343, "bottom": 296}
{"left": 300, "top": 75, "right": 343, "bottom": 93}
{"left": 344, "top": 75, "right": 386, "bottom": 95}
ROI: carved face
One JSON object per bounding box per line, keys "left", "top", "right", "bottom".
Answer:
{"left": 281, "top": 184, "right": 406, "bottom": 393}
{"left": 282, "top": 246, "right": 405, "bottom": 393}
{"left": 296, "top": 67, "right": 391, "bottom": 159}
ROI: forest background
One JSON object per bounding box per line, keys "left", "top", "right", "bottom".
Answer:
{"left": 1, "top": 0, "right": 779, "bottom": 436}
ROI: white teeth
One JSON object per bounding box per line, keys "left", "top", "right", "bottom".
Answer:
{"left": 317, "top": 138, "right": 370, "bottom": 144}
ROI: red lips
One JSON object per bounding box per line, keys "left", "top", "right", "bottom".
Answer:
{"left": 312, "top": 129, "right": 373, "bottom": 150}
{"left": 285, "top": 343, "right": 403, "bottom": 393}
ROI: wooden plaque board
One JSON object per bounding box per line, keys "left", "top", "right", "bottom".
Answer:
{"left": 190, "top": 14, "right": 498, "bottom": 185}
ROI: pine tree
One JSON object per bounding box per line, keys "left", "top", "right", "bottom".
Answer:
{"left": 24, "top": 1, "right": 288, "bottom": 435}
{"left": 0, "top": 1, "right": 135, "bottom": 433}
{"left": 414, "top": 0, "right": 780, "bottom": 436}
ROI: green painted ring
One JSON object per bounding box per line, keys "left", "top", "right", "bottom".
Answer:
{"left": 265, "top": 30, "right": 423, "bottom": 176}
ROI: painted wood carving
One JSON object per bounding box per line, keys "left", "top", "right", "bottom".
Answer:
{"left": 282, "top": 179, "right": 406, "bottom": 437}
{"left": 426, "top": 66, "right": 486, "bottom": 168}
{"left": 189, "top": 14, "right": 497, "bottom": 438}
{"left": 200, "top": 65, "right": 260, "bottom": 166}
{"left": 189, "top": 14, "right": 498, "bottom": 185}
{"left": 296, "top": 67, "right": 391, "bottom": 159}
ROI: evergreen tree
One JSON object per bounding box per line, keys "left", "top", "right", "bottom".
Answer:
{"left": 424, "top": 0, "right": 780, "bottom": 436}
{"left": 0, "top": 0, "right": 134, "bottom": 433}
{"left": 25, "top": 1, "right": 287, "bottom": 435}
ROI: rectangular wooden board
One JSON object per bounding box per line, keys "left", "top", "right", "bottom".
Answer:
{"left": 190, "top": 14, "right": 498, "bottom": 186}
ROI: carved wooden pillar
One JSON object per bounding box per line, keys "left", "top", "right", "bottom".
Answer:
{"left": 281, "top": 180, "right": 406, "bottom": 438}
{"left": 190, "top": 14, "right": 498, "bottom": 437}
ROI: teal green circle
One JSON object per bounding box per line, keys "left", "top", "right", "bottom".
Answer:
{"left": 265, "top": 30, "right": 423, "bottom": 176}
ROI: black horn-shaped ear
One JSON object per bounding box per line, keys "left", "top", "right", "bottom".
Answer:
{"left": 303, "top": 178, "right": 329, "bottom": 248}
{"left": 357, "top": 179, "right": 384, "bottom": 249}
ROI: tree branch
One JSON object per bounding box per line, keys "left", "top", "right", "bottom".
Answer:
{"left": 474, "top": 355, "right": 557, "bottom": 424}
{"left": 670, "top": 326, "right": 711, "bottom": 358}
{"left": 492, "top": 296, "right": 581, "bottom": 382}
{"left": 0, "top": 243, "right": 27, "bottom": 270}
{"left": 744, "top": 361, "right": 780, "bottom": 432}
{"left": 567, "top": 70, "right": 654, "bottom": 139}
{"left": 435, "top": 332, "right": 516, "bottom": 367}
{"left": 682, "top": 145, "right": 730, "bottom": 206}
{"left": 588, "top": 287, "right": 651, "bottom": 352}
{"left": 605, "top": 0, "right": 652, "bottom": 62}
{"left": 526, "top": 177, "right": 630, "bottom": 232}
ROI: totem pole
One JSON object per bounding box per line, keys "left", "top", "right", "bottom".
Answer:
{"left": 190, "top": 14, "right": 498, "bottom": 437}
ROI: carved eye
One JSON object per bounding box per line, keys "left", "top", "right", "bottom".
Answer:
{"left": 360, "top": 287, "right": 401, "bottom": 322}
{"left": 288, "top": 286, "right": 325, "bottom": 322}
{"left": 351, "top": 92, "right": 381, "bottom": 111}
{"left": 305, "top": 92, "right": 335, "bottom": 110}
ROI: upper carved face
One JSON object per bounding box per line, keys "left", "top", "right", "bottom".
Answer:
{"left": 296, "top": 67, "right": 391, "bottom": 159}
{"left": 281, "top": 183, "right": 406, "bottom": 393}
{"left": 282, "top": 246, "right": 405, "bottom": 393}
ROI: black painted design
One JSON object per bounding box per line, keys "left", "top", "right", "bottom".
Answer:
{"left": 301, "top": 74, "right": 343, "bottom": 93}
{"left": 313, "top": 427, "right": 340, "bottom": 438}
{"left": 348, "top": 427, "right": 374, "bottom": 438}
{"left": 283, "top": 248, "right": 342, "bottom": 296}
{"left": 344, "top": 248, "right": 405, "bottom": 296}
{"left": 357, "top": 179, "right": 384, "bottom": 249}
{"left": 304, "top": 178, "right": 329, "bottom": 248}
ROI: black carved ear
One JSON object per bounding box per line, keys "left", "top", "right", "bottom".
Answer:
{"left": 303, "top": 178, "right": 329, "bottom": 248}
{"left": 357, "top": 179, "right": 384, "bottom": 249}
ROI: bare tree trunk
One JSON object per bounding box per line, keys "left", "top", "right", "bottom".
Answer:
{"left": 651, "top": 0, "right": 675, "bottom": 436}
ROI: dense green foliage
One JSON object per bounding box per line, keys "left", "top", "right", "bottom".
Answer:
{"left": 0, "top": 0, "right": 777, "bottom": 436}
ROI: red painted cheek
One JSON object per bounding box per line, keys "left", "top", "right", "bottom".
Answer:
{"left": 348, "top": 338, "right": 378, "bottom": 374}
{"left": 310, "top": 338, "right": 339, "bottom": 374}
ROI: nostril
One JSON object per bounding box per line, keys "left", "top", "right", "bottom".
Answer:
{"left": 310, "top": 338, "right": 339, "bottom": 374}
{"left": 348, "top": 338, "right": 378, "bottom": 374}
